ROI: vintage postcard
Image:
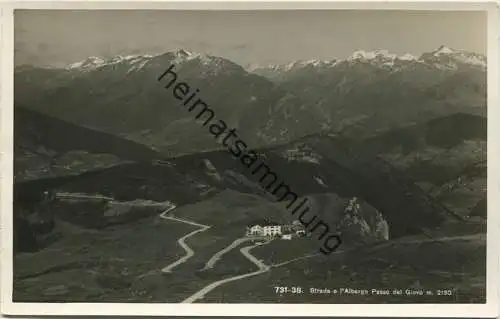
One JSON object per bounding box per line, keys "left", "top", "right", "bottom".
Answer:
{"left": 1, "top": 1, "right": 499, "bottom": 317}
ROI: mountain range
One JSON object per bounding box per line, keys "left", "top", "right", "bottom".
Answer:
{"left": 250, "top": 46, "right": 486, "bottom": 138}
{"left": 15, "top": 46, "right": 486, "bottom": 156}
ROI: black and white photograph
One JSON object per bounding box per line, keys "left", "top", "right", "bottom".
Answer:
{"left": 2, "top": 2, "right": 499, "bottom": 317}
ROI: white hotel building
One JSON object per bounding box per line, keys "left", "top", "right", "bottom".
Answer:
{"left": 262, "top": 225, "right": 282, "bottom": 236}
{"left": 247, "top": 224, "right": 283, "bottom": 237}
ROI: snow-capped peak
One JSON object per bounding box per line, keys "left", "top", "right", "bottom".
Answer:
{"left": 303, "top": 59, "right": 338, "bottom": 67}
{"left": 245, "top": 63, "right": 262, "bottom": 72}
{"left": 346, "top": 50, "right": 421, "bottom": 69}
{"left": 248, "top": 59, "right": 337, "bottom": 73}
{"left": 347, "top": 50, "right": 419, "bottom": 62}
{"left": 399, "top": 53, "right": 418, "bottom": 61}
{"left": 432, "top": 45, "right": 456, "bottom": 56}
{"left": 425, "top": 45, "right": 486, "bottom": 68}
{"left": 176, "top": 48, "right": 193, "bottom": 57}
{"left": 67, "top": 56, "right": 106, "bottom": 70}
{"left": 64, "top": 49, "right": 198, "bottom": 72}
{"left": 282, "top": 59, "right": 336, "bottom": 70}
{"left": 65, "top": 54, "right": 153, "bottom": 71}
{"left": 348, "top": 50, "right": 398, "bottom": 61}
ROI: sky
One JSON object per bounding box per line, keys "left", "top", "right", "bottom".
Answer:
{"left": 14, "top": 10, "right": 487, "bottom": 67}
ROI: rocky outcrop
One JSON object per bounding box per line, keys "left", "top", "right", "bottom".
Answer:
{"left": 336, "top": 197, "right": 389, "bottom": 246}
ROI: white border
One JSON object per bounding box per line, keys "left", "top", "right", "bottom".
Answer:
{"left": 1, "top": 1, "right": 499, "bottom": 317}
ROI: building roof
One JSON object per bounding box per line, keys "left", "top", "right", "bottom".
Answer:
{"left": 247, "top": 218, "right": 281, "bottom": 227}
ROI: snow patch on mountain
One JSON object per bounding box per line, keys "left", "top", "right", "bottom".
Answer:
{"left": 67, "top": 56, "right": 106, "bottom": 70}
{"left": 459, "top": 55, "right": 486, "bottom": 67}
{"left": 399, "top": 53, "right": 418, "bottom": 61}
{"left": 169, "top": 49, "right": 198, "bottom": 64}
{"left": 348, "top": 50, "right": 421, "bottom": 63}
{"left": 248, "top": 59, "right": 338, "bottom": 73}
{"left": 347, "top": 50, "right": 422, "bottom": 69}
{"left": 252, "top": 45, "right": 485, "bottom": 76}
{"left": 348, "top": 50, "right": 398, "bottom": 61}
{"left": 433, "top": 45, "right": 456, "bottom": 56}
{"left": 66, "top": 54, "right": 154, "bottom": 72}
{"left": 126, "top": 59, "right": 150, "bottom": 74}
{"left": 203, "top": 159, "right": 222, "bottom": 181}
{"left": 64, "top": 48, "right": 226, "bottom": 73}
{"left": 293, "top": 59, "right": 338, "bottom": 69}
{"left": 451, "top": 54, "right": 486, "bottom": 67}
{"left": 314, "top": 176, "right": 328, "bottom": 188}
{"left": 424, "top": 45, "right": 486, "bottom": 68}
{"left": 281, "top": 146, "right": 322, "bottom": 164}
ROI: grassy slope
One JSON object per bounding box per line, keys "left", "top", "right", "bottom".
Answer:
{"left": 207, "top": 233, "right": 486, "bottom": 303}
{"left": 14, "top": 213, "right": 191, "bottom": 302}
{"left": 15, "top": 107, "right": 164, "bottom": 161}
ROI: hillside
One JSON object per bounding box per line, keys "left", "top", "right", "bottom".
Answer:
{"left": 14, "top": 107, "right": 164, "bottom": 182}
{"left": 353, "top": 113, "right": 486, "bottom": 218}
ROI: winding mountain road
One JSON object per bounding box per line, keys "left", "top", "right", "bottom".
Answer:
{"left": 159, "top": 208, "right": 211, "bottom": 273}
{"left": 201, "top": 237, "right": 256, "bottom": 271}
{"left": 272, "top": 253, "right": 321, "bottom": 268}
{"left": 155, "top": 205, "right": 324, "bottom": 302}
{"left": 182, "top": 241, "right": 272, "bottom": 303}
